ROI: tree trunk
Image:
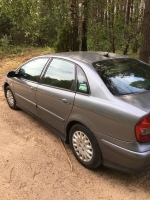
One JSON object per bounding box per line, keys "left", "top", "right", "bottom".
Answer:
{"left": 132, "top": 0, "right": 144, "bottom": 53}
{"left": 107, "top": 0, "right": 115, "bottom": 53}
{"left": 110, "top": 0, "right": 115, "bottom": 53}
{"left": 139, "top": 0, "right": 150, "bottom": 63}
{"left": 70, "top": 0, "right": 79, "bottom": 51}
{"left": 123, "top": 33, "right": 132, "bottom": 55}
{"left": 81, "top": 0, "right": 89, "bottom": 51}
{"left": 126, "top": 0, "right": 132, "bottom": 25}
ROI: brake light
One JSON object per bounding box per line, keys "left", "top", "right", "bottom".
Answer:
{"left": 135, "top": 115, "right": 150, "bottom": 143}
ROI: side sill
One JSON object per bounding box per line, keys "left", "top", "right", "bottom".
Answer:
{"left": 16, "top": 104, "right": 66, "bottom": 142}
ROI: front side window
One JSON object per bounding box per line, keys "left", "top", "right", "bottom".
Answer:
{"left": 43, "top": 58, "right": 75, "bottom": 90}
{"left": 19, "top": 58, "right": 49, "bottom": 82}
{"left": 77, "top": 66, "right": 89, "bottom": 94}
{"left": 93, "top": 58, "right": 150, "bottom": 96}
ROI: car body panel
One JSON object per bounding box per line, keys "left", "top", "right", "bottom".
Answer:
{"left": 36, "top": 84, "right": 75, "bottom": 133}
{"left": 69, "top": 93, "right": 146, "bottom": 141}
{"left": 13, "top": 77, "right": 39, "bottom": 116}
{"left": 2, "top": 51, "right": 150, "bottom": 173}
{"left": 118, "top": 91, "right": 150, "bottom": 112}
{"left": 101, "top": 139, "right": 150, "bottom": 172}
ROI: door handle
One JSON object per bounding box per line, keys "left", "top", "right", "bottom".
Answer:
{"left": 62, "top": 99, "right": 70, "bottom": 104}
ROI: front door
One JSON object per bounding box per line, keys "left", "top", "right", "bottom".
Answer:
{"left": 13, "top": 57, "right": 49, "bottom": 116}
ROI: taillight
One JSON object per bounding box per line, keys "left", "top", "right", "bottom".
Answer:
{"left": 135, "top": 115, "right": 150, "bottom": 143}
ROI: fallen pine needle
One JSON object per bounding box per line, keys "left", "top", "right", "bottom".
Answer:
{"left": 60, "top": 138, "right": 73, "bottom": 171}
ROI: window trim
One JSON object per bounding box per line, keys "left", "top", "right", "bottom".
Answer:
{"left": 75, "top": 65, "right": 91, "bottom": 96}
{"left": 16, "top": 57, "right": 50, "bottom": 83}
{"left": 41, "top": 57, "right": 76, "bottom": 92}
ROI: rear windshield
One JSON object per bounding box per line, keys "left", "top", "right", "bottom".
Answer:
{"left": 93, "top": 58, "right": 150, "bottom": 96}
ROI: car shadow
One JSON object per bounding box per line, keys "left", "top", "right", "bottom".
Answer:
{"left": 93, "top": 165, "right": 150, "bottom": 192}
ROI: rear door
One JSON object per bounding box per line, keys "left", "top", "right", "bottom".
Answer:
{"left": 13, "top": 57, "right": 49, "bottom": 116}
{"left": 36, "top": 58, "right": 76, "bottom": 133}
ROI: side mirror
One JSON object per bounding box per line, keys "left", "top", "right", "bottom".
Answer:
{"left": 7, "top": 71, "right": 17, "bottom": 78}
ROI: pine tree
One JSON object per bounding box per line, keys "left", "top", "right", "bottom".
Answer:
{"left": 139, "top": 0, "right": 150, "bottom": 63}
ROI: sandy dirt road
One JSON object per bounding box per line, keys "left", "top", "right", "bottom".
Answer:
{"left": 0, "top": 75, "right": 150, "bottom": 200}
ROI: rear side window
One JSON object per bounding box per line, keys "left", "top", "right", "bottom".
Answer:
{"left": 19, "top": 58, "right": 49, "bottom": 82}
{"left": 43, "top": 58, "right": 75, "bottom": 90}
{"left": 77, "top": 66, "right": 89, "bottom": 94}
{"left": 93, "top": 58, "right": 150, "bottom": 96}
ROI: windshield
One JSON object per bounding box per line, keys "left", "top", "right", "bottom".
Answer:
{"left": 93, "top": 58, "right": 150, "bottom": 96}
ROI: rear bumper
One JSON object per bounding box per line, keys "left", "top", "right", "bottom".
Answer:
{"left": 101, "top": 139, "right": 150, "bottom": 173}
{"left": 93, "top": 131, "right": 150, "bottom": 173}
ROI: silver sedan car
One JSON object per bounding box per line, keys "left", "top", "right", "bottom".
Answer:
{"left": 2, "top": 52, "right": 150, "bottom": 173}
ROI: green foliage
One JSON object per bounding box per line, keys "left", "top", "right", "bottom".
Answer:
{"left": 54, "top": 22, "right": 72, "bottom": 52}
{"left": 0, "top": 35, "right": 23, "bottom": 54}
{"left": 87, "top": 0, "right": 143, "bottom": 55}
{"left": 87, "top": 23, "right": 110, "bottom": 51}
{"left": 0, "top": 0, "right": 144, "bottom": 56}
{"left": 0, "top": 0, "right": 40, "bottom": 45}
{"left": 0, "top": 35, "right": 11, "bottom": 50}
{"left": 0, "top": 35, "right": 22, "bottom": 54}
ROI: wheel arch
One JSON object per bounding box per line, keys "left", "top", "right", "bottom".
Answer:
{"left": 65, "top": 119, "right": 93, "bottom": 144}
{"left": 65, "top": 120, "right": 79, "bottom": 143}
{"left": 4, "top": 82, "right": 9, "bottom": 96}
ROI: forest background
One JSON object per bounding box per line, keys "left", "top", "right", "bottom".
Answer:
{"left": 0, "top": 0, "right": 150, "bottom": 63}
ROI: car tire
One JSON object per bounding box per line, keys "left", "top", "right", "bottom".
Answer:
{"left": 5, "top": 86, "right": 18, "bottom": 110}
{"left": 69, "top": 123, "right": 103, "bottom": 169}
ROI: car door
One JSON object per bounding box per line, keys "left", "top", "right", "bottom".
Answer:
{"left": 13, "top": 57, "right": 49, "bottom": 116}
{"left": 36, "top": 58, "right": 76, "bottom": 133}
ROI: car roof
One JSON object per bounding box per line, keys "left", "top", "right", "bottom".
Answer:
{"left": 45, "top": 51, "right": 130, "bottom": 64}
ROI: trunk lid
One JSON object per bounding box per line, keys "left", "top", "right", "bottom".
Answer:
{"left": 117, "top": 91, "right": 150, "bottom": 112}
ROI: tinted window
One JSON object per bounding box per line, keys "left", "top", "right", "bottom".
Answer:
{"left": 43, "top": 58, "right": 75, "bottom": 90}
{"left": 19, "top": 58, "right": 49, "bottom": 82}
{"left": 93, "top": 58, "right": 150, "bottom": 95}
{"left": 77, "top": 66, "right": 89, "bottom": 94}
